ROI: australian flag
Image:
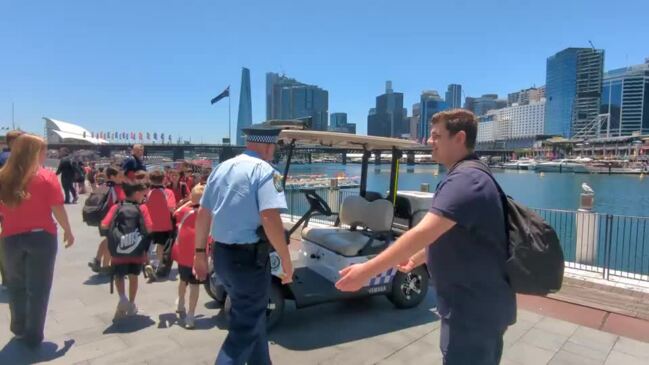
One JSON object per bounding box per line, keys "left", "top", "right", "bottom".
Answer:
{"left": 210, "top": 86, "right": 230, "bottom": 105}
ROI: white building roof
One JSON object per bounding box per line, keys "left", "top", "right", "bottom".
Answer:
{"left": 44, "top": 117, "right": 108, "bottom": 145}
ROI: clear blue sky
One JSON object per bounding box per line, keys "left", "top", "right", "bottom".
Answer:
{"left": 1, "top": 0, "right": 648, "bottom": 142}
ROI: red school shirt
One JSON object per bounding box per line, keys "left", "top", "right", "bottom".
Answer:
{"left": 105, "top": 182, "right": 126, "bottom": 212}
{"left": 101, "top": 201, "right": 153, "bottom": 264}
{"left": 171, "top": 205, "right": 210, "bottom": 267}
{"left": 145, "top": 186, "right": 176, "bottom": 232}
{"left": 0, "top": 168, "right": 64, "bottom": 237}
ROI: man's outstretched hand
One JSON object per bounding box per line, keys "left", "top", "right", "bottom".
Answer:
{"left": 335, "top": 263, "right": 371, "bottom": 292}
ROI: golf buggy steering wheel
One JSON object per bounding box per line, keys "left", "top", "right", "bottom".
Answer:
{"left": 304, "top": 190, "right": 333, "bottom": 216}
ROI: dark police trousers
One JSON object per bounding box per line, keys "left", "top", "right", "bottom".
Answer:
{"left": 214, "top": 242, "right": 271, "bottom": 365}
{"left": 440, "top": 318, "right": 506, "bottom": 365}
{"left": 2, "top": 231, "right": 58, "bottom": 344}
{"left": 61, "top": 177, "right": 77, "bottom": 204}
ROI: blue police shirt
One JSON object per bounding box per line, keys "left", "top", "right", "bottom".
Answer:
{"left": 0, "top": 148, "right": 10, "bottom": 168}
{"left": 200, "top": 150, "right": 287, "bottom": 244}
{"left": 122, "top": 155, "right": 146, "bottom": 175}
{"left": 427, "top": 156, "right": 516, "bottom": 329}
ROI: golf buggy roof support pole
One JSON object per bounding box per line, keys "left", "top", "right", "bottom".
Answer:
{"left": 281, "top": 139, "right": 296, "bottom": 190}
{"left": 387, "top": 147, "right": 401, "bottom": 204}
{"left": 360, "top": 149, "right": 371, "bottom": 198}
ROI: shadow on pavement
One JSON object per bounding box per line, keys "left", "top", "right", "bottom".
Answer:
{"left": 0, "top": 338, "right": 74, "bottom": 365}
{"left": 103, "top": 314, "right": 155, "bottom": 334}
{"left": 158, "top": 312, "right": 179, "bottom": 328}
{"left": 83, "top": 274, "right": 112, "bottom": 285}
{"left": 268, "top": 293, "right": 438, "bottom": 351}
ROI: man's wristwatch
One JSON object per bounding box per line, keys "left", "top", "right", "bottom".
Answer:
{"left": 195, "top": 248, "right": 206, "bottom": 254}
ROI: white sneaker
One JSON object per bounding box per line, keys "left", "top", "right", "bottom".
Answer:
{"left": 185, "top": 313, "right": 195, "bottom": 329}
{"left": 127, "top": 302, "right": 138, "bottom": 316}
{"left": 113, "top": 298, "right": 129, "bottom": 320}
{"left": 175, "top": 297, "right": 186, "bottom": 314}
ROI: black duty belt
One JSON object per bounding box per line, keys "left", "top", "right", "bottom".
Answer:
{"left": 214, "top": 241, "right": 261, "bottom": 252}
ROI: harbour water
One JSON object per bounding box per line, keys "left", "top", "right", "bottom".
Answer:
{"left": 281, "top": 163, "right": 649, "bottom": 217}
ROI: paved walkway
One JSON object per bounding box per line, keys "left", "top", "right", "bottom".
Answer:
{"left": 1, "top": 200, "right": 648, "bottom": 364}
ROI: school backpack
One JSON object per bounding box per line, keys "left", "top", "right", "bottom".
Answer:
{"left": 458, "top": 160, "right": 565, "bottom": 295}
{"left": 107, "top": 202, "right": 151, "bottom": 258}
{"left": 82, "top": 185, "right": 113, "bottom": 226}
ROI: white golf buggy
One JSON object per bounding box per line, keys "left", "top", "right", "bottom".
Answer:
{"left": 205, "top": 128, "right": 433, "bottom": 329}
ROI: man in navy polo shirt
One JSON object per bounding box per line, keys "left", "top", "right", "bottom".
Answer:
{"left": 122, "top": 144, "right": 146, "bottom": 181}
{"left": 337, "top": 109, "right": 515, "bottom": 365}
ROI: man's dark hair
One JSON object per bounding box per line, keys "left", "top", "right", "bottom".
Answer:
{"left": 430, "top": 109, "right": 478, "bottom": 150}
{"left": 122, "top": 181, "right": 147, "bottom": 197}
{"left": 106, "top": 166, "right": 119, "bottom": 179}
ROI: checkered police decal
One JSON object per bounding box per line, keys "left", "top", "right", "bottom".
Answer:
{"left": 246, "top": 134, "right": 278, "bottom": 144}
{"left": 368, "top": 268, "right": 396, "bottom": 286}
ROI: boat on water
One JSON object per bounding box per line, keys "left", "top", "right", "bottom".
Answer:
{"left": 584, "top": 160, "right": 647, "bottom": 175}
{"left": 535, "top": 158, "right": 591, "bottom": 173}
{"left": 503, "top": 158, "right": 537, "bottom": 170}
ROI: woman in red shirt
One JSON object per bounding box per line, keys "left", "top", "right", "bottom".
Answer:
{"left": 168, "top": 169, "right": 189, "bottom": 206}
{"left": 0, "top": 134, "right": 74, "bottom": 347}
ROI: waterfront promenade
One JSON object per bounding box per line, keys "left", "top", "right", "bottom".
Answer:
{"left": 1, "top": 200, "right": 649, "bottom": 364}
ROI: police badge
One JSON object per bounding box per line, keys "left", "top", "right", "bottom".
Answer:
{"left": 273, "top": 172, "right": 284, "bottom": 192}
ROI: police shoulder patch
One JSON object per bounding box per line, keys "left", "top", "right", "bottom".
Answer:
{"left": 272, "top": 172, "right": 284, "bottom": 192}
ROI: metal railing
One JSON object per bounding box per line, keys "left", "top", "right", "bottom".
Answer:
{"left": 286, "top": 187, "right": 649, "bottom": 283}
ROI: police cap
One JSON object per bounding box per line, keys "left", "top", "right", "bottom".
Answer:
{"left": 242, "top": 123, "right": 284, "bottom": 144}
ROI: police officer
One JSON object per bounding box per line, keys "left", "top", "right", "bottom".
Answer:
{"left": 193, "top": 123, "right": 293, "bottom": 365}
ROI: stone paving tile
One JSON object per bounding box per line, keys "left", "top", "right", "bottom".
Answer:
{"left": 520, "top": 327, "right": 571, "bottom": 353}
{"left": 548, "top": 349, "right": 605, "bottom": 365}
{"left": 534, "top": 316, "right": 580, "bottom": 337}
{"left": 561, "top": 340, "right": 612, "bottom": 363}
{"left": 604, "top": 350, "right": 648, "bottom": 365}
{"left": 503, "top": 324, "right": 531, "bottom": 349}
{"left": 47, "top": 336, "right": 127, "bottom": 365}
{"left": 503, "top": 341, "right": 556, "bottom": 365}
{"left": 611, "top": 336, "right": 649, "bottom": 360}
{"left": 88, "top": 337, "right": 180, "bottom": 365}
{"left": 568, "top": 326, "right": 618, "bottom": 352}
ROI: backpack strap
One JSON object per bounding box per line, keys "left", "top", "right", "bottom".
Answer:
{"left": 178, "top": 208, "right": 197, "bottom": 232}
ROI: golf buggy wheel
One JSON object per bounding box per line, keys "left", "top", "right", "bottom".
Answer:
{"left": 223, "top": 281, "right": 285, "bottom": 330}
{"left": 388, "top": 266, "right": 429, "bottom": 309}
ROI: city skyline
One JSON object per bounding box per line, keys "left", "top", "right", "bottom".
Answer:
{"left": 1, "top": 1, "right": 648, "bottom": 141}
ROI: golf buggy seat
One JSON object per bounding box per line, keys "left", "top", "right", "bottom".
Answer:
{"left": 301, "top": 195, "right": 394, "bottom": 257}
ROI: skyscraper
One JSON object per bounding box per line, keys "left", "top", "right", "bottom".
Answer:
{"left": 544, "top": 47, "right": 604, "bottom": 138}
{"left": 600, "top": 61, "right": 649, "bottom": 137}
{"left": 330, "top": 113, "right": 348, "bottom": 129}
{"left": 266, "top": 72, "right": 329, "bottom": 131}
{"left": 419, "top": 90, "right": 448, "bottom": 143}
{"left": 367, "top": 81, "right": 407, "bottom": 138}
{"left": 236, "top": 67, "right": 252, "bottom": 145}
{"left": 445, "top": 84, "right": 462, "bottom": 109}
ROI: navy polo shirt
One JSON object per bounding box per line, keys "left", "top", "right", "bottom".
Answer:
{"left": 427, "top": 157, "right": 516, "bottom": 329}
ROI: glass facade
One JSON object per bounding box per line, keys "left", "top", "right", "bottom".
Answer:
{"left": 600, "top": 79, "right": 622, "bottom": 135}
{"left": 367, "top": 83, "right": 406, "bottom": 138}
{"left": 330, "top": 113, "right": 348, "bottom": 129}
{"left": 445, "top": 84, "right": 462, "bottom": 109}
{"left": 266, "top": 72, "right": 329, "bottom": 131}
{"left": 418, "top": 92, "right": 448, "bottom": 143}
{"left": 600, "top": 64, "right": 649, "bottom": 136}
{"left": 545, "top": 49, "right": 579, "bottom": 137}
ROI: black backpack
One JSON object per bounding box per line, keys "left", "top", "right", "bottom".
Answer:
{"left": 73, "top": 161, "right": 86, "bottom": 183}
{"left": 107, "top": 202, "right": 151, "bottom": 258}
{"left": 82, "top": 185, "right": 113, "bottom": 226}
{"left": 458, "top": 160, "right": 565, "bottom": 295}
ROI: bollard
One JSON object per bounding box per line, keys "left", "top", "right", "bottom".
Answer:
{"left": 327, "top": 178, "right": 341, "bottom": 213}
{"left": 576, "top": 191, "right": 597, "bottom": 265}
{"left": 420, "top": 183, "right": 430, "bottom": 192}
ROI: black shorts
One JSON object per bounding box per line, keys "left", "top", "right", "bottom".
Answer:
{"left": 178, "top": 265, "right": 204, "bottom": 285}
{"left": 150, "top": 231, "right": 172, "bottom": 246}
{"left": 98, "top": 227, "right": 107, "bottom": 238}
{"left": 112, "top": 263, "right": 143, "bottom": 277}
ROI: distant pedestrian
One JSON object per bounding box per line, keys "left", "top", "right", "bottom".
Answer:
{"left": 336, "top": 109, "right": 515, "bottom": 365}
{"left": 56, "top": 147, "right": 78, "bottom": 204}
{"left": 0, "top": 134, "right": 75, "bottom": 348}
{"left": 167, "top": 169, "right": 189, "bottom": 205}
{"left": 122, "top": 144, "right": 146, "bottom": 182}
{"left": 0, "top": 130, "right": 24, "bottom": 290}
{"left": 87, "top": 161, "right": 98, "bottom": 191}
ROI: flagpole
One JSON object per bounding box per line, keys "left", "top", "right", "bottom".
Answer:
{"left": 228, "top": 93, "right": 231, "bottom": 145}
